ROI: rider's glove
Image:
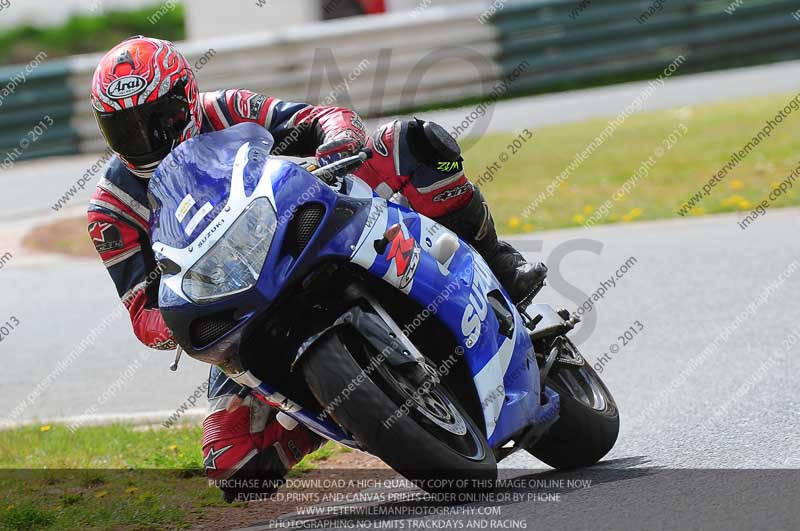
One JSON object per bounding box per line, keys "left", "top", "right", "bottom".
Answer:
{"left": 315, "top": 132, "right": 364, "bottom": 167}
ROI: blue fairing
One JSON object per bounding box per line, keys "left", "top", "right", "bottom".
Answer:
{"left": 149, "top": 124, "right": 265, "bottom": 248}
{"left": 349, "top": 203, "right": 554, "bottom": 444}
{"left": 150, "top": 124, "right": 368, "bottom": 310}
{"left": 148, "top": 123, "right": 558, "bottom": 451}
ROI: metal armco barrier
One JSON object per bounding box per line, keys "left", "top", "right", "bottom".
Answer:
{"left": 1, "top": 0, "right": 798, "bottom": 161}
{"left": 493, "top": 0, "right": 800, "bottom": 93}
{"left": 0, "top": 60, "right": 81, "bottom": 162}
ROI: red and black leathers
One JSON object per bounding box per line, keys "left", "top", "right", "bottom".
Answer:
{"left": 87, "top": 90, "right": 479, "bottom": 491}
{"left": 87, "top": 90, "right": 366, "bottom": 348}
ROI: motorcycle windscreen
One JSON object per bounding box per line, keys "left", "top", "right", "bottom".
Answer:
{"left": 148, "top": 123, "right": 276, "bottom": 249}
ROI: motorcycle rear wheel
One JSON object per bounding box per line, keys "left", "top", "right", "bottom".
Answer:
{"left": 301, "top": 331, "right": 496, "bottom": 491}
{"left": 527, "top": 339, "right": 620, "bottom": 469}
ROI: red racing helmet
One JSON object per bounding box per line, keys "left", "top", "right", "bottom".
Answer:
{"left": 91, "top": 36, "right": 201, "bottom": 177}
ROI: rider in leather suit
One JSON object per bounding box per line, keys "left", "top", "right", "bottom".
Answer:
{"left": 87, "top": 36, "right": 545, "bottom": 501}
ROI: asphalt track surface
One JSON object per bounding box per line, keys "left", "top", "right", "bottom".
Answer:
{"left": 0, "top": 61, "right": 798, "bottom": 529}
{"left": 229, "top": 470, "right": 800, "bottom": 531}
{"left": 224, "top": 209, "right": 800, "bottom": 531}
{"left": 2, "top": 204, "right": 798, "bottom": 441}
{"left": 0, "top": 61, "right": 797, "bottom": 426}
{"left": 3, "top": 59, "right": 800, "bottom": 223}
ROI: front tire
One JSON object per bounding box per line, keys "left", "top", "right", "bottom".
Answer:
{"left": 527, "top": 338, "right": 619, "bottom": 469}
{"left": 301, "top": 331, "right": 496, "bottom": 489}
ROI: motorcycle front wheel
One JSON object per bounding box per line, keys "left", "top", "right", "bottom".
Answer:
{"left": 301, "top": 330, "right": 496, "bottom": 491}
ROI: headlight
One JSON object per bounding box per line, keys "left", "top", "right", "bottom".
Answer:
{"left": 182, "top": 198, "right": 276, "bottom": 304}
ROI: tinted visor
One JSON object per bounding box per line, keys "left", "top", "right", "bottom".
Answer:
{"left": 95, "top": 82, "right": 191, "bottom": 167}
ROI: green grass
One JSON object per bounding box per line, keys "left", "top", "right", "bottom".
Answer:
{"left": 0, "top": 424, "right": 345, "bottom": 531}
{"left": 0, "top": 424, "right": 204, "bottom": 469}
{"left": 0, "top": 4, "right": 185, "bottom": 66}
{"left": 463, "top": 91, "right": 800, "bottom": 234}
{"left": 27, "top": 91, "right": 800, "bottom": 260}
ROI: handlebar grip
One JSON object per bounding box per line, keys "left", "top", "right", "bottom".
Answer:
{"left": 312, "top": 149, "right": 371, "bottom": 182}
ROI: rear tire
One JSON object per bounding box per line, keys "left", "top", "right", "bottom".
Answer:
{"left": 301, "top": 331, "right": 496, "bottom": 489}
{"left": 527, "top": 340, "right": 619, "bottom": 469}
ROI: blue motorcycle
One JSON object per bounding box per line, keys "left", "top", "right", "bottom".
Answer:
{"left": 149, "top": 123, "right": 619, "bottom": 487}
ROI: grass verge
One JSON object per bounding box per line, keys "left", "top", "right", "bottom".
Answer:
{"left": 0, "top": 424, "right": 350, "bottom": 531}
{"left": 0, "top": 5, "right": 185, "bottom": 66}
{"left": 21, "top": 216, "right": 94, "bottom": 258}
{"left": 467, "top": 91, "right": 800, "bottom": 233}
{"left": 22, "top": 91, "right": 800, "bottom": 257}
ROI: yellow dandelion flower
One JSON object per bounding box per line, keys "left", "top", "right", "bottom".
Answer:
{"left": 729, "top": 179, "right": 744, "bottom": 191}
{"left": 40, "top": 425, "right": 51, "bottom": 432}
{"left": 770, "top": 181, "right": 781, "bottom": 189}
{"left": 622, "top": 208, "right": 642, "bottom": 223}
{"left": 737, "top": 199, "right": 751, "bottom": 210}
{"left": 582, "top": 205, "right": 594, "bottom": 215}
{"left": 573, "top": 214, "right": 586, "bottom": 224}
{"left": 721, "top": 195, "right": 745, "bottom": 207}
{"left": 94, "top": 491, "right": 108, "bottom": 499}
{"left": 125, "top": 487, "right": 139, "bottom": 494}
{"left": 523, "top": 223, "right": 534, "bottom": 232}
{"left": 690, "top": 207, "right": 705, "bottom": 216}
{"left": 168, "top": 444, "right": 178, "bottom": 452}
{"left": 508, "top": 217, "right": 521, "bottom": 229}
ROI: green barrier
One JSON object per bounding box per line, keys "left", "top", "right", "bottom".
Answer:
{"left": 0, "top": 58, "right": 79, "bottom": 163}
{"left": 2, "top": 0, "right": 800, "bottom": 162}
{"left": 493, "top": 0, "right": 800, "bottom": 95}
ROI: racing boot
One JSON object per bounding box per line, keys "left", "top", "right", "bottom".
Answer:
{"left": 203, "top": 369, "right": 325, "bottom": 503}
{"left": 435, "top": 187, "right": 547, "bottom": 305}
